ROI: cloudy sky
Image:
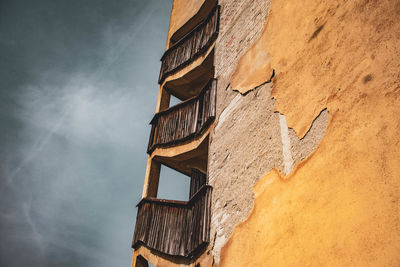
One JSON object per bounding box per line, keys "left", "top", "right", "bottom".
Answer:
{"left": 0, "top": 0, "right": 191, "bottom": 266}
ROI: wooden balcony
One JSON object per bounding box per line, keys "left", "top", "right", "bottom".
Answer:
{"left": 158, "top": 5, "right": 220, "bottom": 84}
{"left": 147, "top": 79, "right": 217, "bottom": 154}
{"left": 132, "top": 185, "right": 212, "bottom": 258}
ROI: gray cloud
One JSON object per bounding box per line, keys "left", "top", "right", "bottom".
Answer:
{"left": 0, "top": 0, "right": 180, "bottom": 266}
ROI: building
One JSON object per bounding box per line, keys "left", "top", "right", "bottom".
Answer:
{"left": 131, "top": 0, "right": 400, "bottom": 266}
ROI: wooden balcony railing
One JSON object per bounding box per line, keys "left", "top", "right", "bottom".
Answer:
{"left": 147, "top": 79, "right": 217, "bottom": 153}
{"left": 190, "top": 169, "right": 207, "bottom": 199}
{"left": 132, "top": 185, "right": 212, "bottom": 258}
{"left": 158, "top": 5, "right": 220, "bottom": 84}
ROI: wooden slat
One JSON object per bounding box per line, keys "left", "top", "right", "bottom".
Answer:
{"left": 158, "top": 5, "right": 220, "bottom": 84}
{"left": 190, "top": 169, "right": 207, "bottom": 198}
{"left": 132, "top": 186, "right": 212, "bottom": 257}
{"left": 147, "top": 79, "right": 217, "bottom": 153}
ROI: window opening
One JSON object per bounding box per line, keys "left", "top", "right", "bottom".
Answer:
{"left": 157, "top": 164, "right": 190, "bottom": 201}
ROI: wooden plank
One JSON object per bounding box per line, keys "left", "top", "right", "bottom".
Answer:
{"left": 158, "top": 5, "right": 220, "bottom": 83}
{"left": 147, "top": 79, "right": 217, "bottom": 154}
{"left": 132, "top": 186, "right": 212, "bottom": 257}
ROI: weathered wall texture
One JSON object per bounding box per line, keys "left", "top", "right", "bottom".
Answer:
{"left": 209, "top": 0, "right": 330, "bottom": 263}
{"left": 209, "top": 0, "right": 272, "bottom": 262}
{"left": 209, "top": 83, "right": 328, "bottom": 263}
{"left": 214, "top": 0, "right": 271, "bottom": 113}
{"left": 217, "top": 0, "right": 400, "bottom": 266}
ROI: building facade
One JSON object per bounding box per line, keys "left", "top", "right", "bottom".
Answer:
{"left": 132, "top": 0, "right": 400, "bottom": 266}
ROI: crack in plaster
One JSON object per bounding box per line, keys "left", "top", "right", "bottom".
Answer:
{"left": 298, "top": 108, "right": 329, "bottom": 141}
{"left": 233, "top": 68, "right": 276, "bottom": 96}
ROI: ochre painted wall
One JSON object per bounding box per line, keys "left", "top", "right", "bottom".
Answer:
{"left": 221, "top": 0, "right": 400, "bottom": 266}
{"left": 166, "top": 0, "right": 205, "bottom": 48}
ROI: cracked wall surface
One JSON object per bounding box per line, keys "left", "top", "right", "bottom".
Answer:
{"left": 209, "top": 83, "right": 328, "bottom": 263}
{"left": 210, "top": 0, "right": 330, "bottom": 255}
{"left": 210, "top": 0, "right": 272, "bottom": 262}
{"left": 210, "top": 0, "right": 327, "bottom": 263}
{"left": 213, "top": 0, "right": 272, "bottom": 118}
{"left": 218, "top": 0, "right": 400, "bottom": 266}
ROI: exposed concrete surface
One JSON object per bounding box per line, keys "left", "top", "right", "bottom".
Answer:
{"left": 219, "top": 0, "right": 400, "bottom": 266}
{"left": 215, "top": 0, "right": 271, "bottom": 79}
{"left": 210, "top": 0, "right": 330, "bottom": 263}
{"left": 214, "top": 93, "right": 242, "bottom": 132}
{"left": 209, "top": 83, "right": 328, "bottom": 263}
{"left": 289, "top": 108, "right": 329, "bottom": 168}
{"left": 214, "top": 0, "right": 272, "bottom": 119}
{"left": 209, "top": 83, "right": 283, "bottom": 263}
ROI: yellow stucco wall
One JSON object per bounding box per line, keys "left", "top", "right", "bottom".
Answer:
{"left": 222, "top": 0, "right": 400, "bottom": 266}
{"left": 166, "top": 0, "right": 205, "bottom": 48}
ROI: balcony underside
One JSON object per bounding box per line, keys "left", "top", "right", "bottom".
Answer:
{"left": 132, "top": 246, "right": 207, "bottom": 266}
{"left": 161, "top": 44, "right": 215, "bottom": 99}
{"left": 164, "top": 49, "right": 214, "bottom": 101}
{"left": 153, "top": 135, "right": 209, "bottom": 177}
{"left": 169, "top": 0, "right": 218, "bottom": 46}
{"left": 158, "top": 5, "right": 219, "bottom": 84}
{"left": 149, "top": 120, "right": 211, "bottom": 159}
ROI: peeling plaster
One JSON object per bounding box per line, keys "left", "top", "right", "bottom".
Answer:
{"left": 209, "top": 82, "right": 329, "bottom": 264}
{"left": 278, "top": 113, "right": 294, "bottom": 175}
{"left": 219, "top": 0, "right": 400, "bottom": 265}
